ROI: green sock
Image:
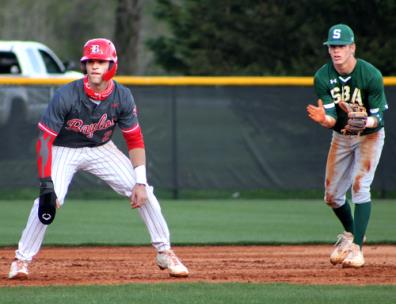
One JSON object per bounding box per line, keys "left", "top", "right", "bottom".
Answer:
{"left": 332, "top": 200, "right": 354, "bottom": 234}
{"left": 353, "top": 202, "right": 372, "bottom": 248}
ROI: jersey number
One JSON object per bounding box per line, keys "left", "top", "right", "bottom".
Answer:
{"left": 330, "top": 86, "right": 362, "bottom": 105}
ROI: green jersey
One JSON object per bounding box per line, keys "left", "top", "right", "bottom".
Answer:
{"left": 314, "top": 58, "right": 388, "bottom": 135}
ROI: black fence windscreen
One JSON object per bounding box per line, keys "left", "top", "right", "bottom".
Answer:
{"left": 0, "top": 85, "right": 395, "bottom": 195}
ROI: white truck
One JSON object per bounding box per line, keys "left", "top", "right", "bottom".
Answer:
{"left": 0, "top": 41, "right": 82, "bottom": 157}
{"left": 0, "top": 41, "right": 82, "bottom": 77}
{"left": 0, "top": 41, "right": 82, "bottom": 128}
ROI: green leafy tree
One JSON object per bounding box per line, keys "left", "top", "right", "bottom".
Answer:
{"left": 147, "top": 0, "right": 396, "bottom": 75}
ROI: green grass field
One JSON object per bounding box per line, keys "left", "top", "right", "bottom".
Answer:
{"left": 1, "top": 198, "right": 395, "bottom": 303}
{"left": 1, "top": 199, "right": 395, "bottom": 246}
{"left": 1, "top": 283, "right": 396, "bottom": 304}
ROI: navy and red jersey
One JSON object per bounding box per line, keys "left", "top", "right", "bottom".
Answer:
{"left": 38, "top": 79, "right": 139, "bottom": 148}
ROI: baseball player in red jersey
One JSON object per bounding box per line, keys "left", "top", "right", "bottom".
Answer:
{"left": 8, "top": 38, "right": 188, "bottom": 279}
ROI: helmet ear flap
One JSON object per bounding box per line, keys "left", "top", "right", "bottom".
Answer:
{"left": 102, "top": 61, "right": 117, "bottom": 81}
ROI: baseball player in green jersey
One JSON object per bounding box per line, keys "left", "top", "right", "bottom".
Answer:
{"left": 307, "top": 24, "right": 388, "bottom": 268}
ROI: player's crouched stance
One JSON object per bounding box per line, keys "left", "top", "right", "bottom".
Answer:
{"left": 307, "top": 24, "right": 387, "bottom": 268}
{"left": 8, "top": 38, "right": 188, "bottom": 280}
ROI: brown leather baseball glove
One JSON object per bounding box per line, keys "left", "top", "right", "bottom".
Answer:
{"left": 339, "top": 102, "right": 368, "bottom": 136}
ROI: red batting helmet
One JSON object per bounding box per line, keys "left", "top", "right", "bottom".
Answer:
{"left": 80, "top": 38, "right": 118, "bottom": 81}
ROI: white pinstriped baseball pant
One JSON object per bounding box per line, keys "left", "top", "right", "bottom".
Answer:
{"left": 15, "top": 140, "right": 170, "bottom": 262}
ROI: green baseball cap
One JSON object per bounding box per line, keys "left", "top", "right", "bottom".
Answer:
{"left": 323, "top": 24, "right": 355, "bottom": 45}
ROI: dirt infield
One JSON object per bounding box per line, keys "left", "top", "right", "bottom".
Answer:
{"left": 1, "top": 245, "right": 396, "bottom": 286}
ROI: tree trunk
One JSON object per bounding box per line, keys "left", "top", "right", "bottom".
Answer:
{"left": 113, "top": 0, "right": 142, "bottom": 75}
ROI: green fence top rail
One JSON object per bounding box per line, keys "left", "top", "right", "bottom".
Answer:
{"left": 0, "top": 76, "right": 395, "bottom": 86}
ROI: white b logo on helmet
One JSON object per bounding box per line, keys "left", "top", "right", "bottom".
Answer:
{"left": 90, "top": 45, "right": 102, "bottom": 54}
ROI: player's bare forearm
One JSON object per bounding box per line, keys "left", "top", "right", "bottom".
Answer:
{"left": 128, "top": 147, "right": 146, "bottom": 168}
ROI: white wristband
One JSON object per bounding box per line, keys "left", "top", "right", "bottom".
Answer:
{"left": 134, "top": 165, "right": 147, "bottom": 185}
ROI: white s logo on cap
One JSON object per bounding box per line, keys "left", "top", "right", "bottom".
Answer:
{"left": 332, "top": 29, "right": 341, "bottom": 39}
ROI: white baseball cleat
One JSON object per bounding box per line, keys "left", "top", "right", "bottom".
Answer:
{"left": 330, "top": 231, "right": 354, "bottom": 265}
{"left": 342, "top": 243, "right": 365, "bottom": 268}
{"left": 156, "top": 249, "right": 189, "bottom": 277}
{"left": 8, "top": 259, "right": 29, "bottom": 279}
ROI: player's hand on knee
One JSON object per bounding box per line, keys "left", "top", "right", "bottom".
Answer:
{"left": 130, "top": 184, "right": 148, "bottom": 209}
